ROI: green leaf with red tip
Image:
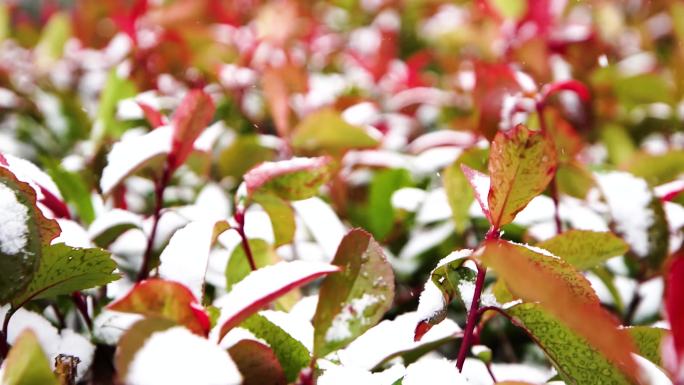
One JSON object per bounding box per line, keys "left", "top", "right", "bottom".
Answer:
{"left": 228, "top": 340, "right": 287, "bottom": 385}
{"left": 0, "top": 167, "right": 60, "bottom": 305}
{"left": 536, "top": 230, "right": 629, "bottom": 270}
{"left": 487, "top": 124, "right": 557, "bottom": 229}
{"left": 12, "top": 243, "right": 119, "bottom": 307}
{"left": 108, "top": 279, "right": 211, "bottom": 336}
{"left": 169, "top": 89, "right": 215, "bottom": 171}
{"left": 252, "top": 194, "right": 296, "bottom": 247}
{"left": 291, "top": 108, "right": 379, "bottom": 156}
{"left": 313, "top": 229, "right": 395, "bottom": 358}
{"left": 2, "top": 330, "right": 59, "bottom": 385}
{"left": 481, "top": 240, "right": 640, "bottom": 381}
{"left": 244, "top": 156, "right": 333, "bottom": 201}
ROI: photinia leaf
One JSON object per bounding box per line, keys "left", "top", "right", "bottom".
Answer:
{"left": 88, "top": 209, "right": 142, "bottom": 248}
{"left": 228, "top": 340, "right": 286, "bottom": 385}
{"left": 507, "top": 303, "right": 633, "bottom": 384}
{"left": 137, "top": 102, "right": 166, "bottom": 128}
{"left": 42, "top": 159, "right": 95, "bottom": 224}
{"left": 158, "top": 220, "right": 229, "bottom": 300}
{"left": 444, "top": 149, "right": 488, "bottom": 233}
{"left": 600, "top": 124, "right": 636, "bottom": 166}
{"left": 217, "top": 135, "right": 277, "bottom": 180}
{"left": 460, "top": 164, "right": 492, "bottom": 222}
{"left": 536, "top": 230, "right": 629, "bottom": 270}
{"left": 99, "top": 125, "right": 173, "bottom": 196}
{"left": 291, "top": 108, "right": 379, "bottom": 156}
{"left": 473, "top": 62, "right": 523, "bottom": 141}
{"left": 115, "top": 317, "right": 177, "bottom": 382}
{"left": 555, "top": 161, "right": 594, "bottom": 199}
{"left": 0, "top": 167, "right": 60, "bottom": 305}
{"left": 666, "top": 254, "right": 684, "bottom": 373}
{"left": 627, "top": 326, "right": 667, "bottom": 367}
{"left": 1, "top": 330, "right": 59, "bottom": 385}
{"left": 97, "top": 69, "right": 137, "bottom": 138}
{"left": 367, "top": 168, "right": 412, "bottom": 239}
{"left": 108, "top": 279, "right": 211, "bottom": 336}
{"left": 35, "top": 12, "right": 71, "bottom": 65}
{"left": 627, "top": 151, "right": 684, "bottom": 186}
{"left": 252, "top": 194, "right": 296, "bottom": 247}
{"left": 487, "top": 124, "right": 557, "bottom": 229}
{"left": 240, "top": 313, "right": 310, "bottom": 382}
{"left": 243, "top": 156, "right": 333, "bottom": 201}
{"left": 312, "top": 229, "right": 395, "bottom": 358}
{"left": 481, "top": 240, "right": 639, "bottom": 381}
{"left": 212, "top": 260, "right": 339, "bottom": 343}
{"left": 168, "top": 90, "right": 216, "bottom": 171}
{"left": 225, "top": 239, "right": 278, "bottom": 291}
{"left": 11, "top": 243, "right": 119, "bottom": 307}
{"left": 414, "top": 250, "right": 474, "bottom": 342}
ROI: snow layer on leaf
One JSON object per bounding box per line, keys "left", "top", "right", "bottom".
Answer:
{"left": 88, "top": 209, "right": 143, "bottom": 240}
{"left": 0, "top": 183, "right": 29, "bottom": 255}
{"left": 262, "top": 310, "right": 313, "bottom": 352}
{"left": 126, "top": 326, "right": 242, "bottom": 385}
{"left": 4, "top": 154, "right": 61, "bottom": 200}
{"left": 317, "top": 362, "right": 405, "bottom": 385}
{"left": 55, "top": 329, "right": 96, "bottom": 380}
{"left": 436, "top": 249, "right": 473, "bottom": 268}
{"left": 100, "top": 125, "right": 173, "bottom": 196}
{"left": 289, "top": 295, "right": 319, "bottom": 322}
{"left": 399, "top": 221, "right": 454, "bottom": 260}
{"left": 211, "top": 261, "right": 339, "bottom": 343}
{"left": 415, "top": 279, "right": 446, "bottom": 324}
{"left": 325, "top": 293, "right": 384, "bottom": 342}
{"left": 633, "top": 354, "right": 672, "bottom": 385}
{"left": 403, "top": 358, "right": 467, "bottom": 385}
{"left": 243, "top": 156, "right": 329, "bottom": 196}
{"left": 595, "top": 171, "right": 654, "bottom": 257}
{"left": 159, "top": 220, "right": 225, "bottom": 299}
{"left": 93, "top": 310, "right": 143, "bottom": 345}
{"left": 391, "top": 187, "right": 426, "bottom": 212}
{"left": 416, "top": 188, "right": 451, "bottom": 224}
{"left": 292, "top": 197, "right": 346, "bottom": 260}
{"left": 338, "top": 311, "right": 461, "bottom": 370}
{"left": 461, "top": 357, "right": 554, "bottom": 385}
{"left": 53, "top": 219, "right": 92, "bottom": 248}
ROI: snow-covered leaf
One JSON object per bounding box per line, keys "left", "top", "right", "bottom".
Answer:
{"left": 212, "top": 261, "right": 339, "bottom": 343}
{"left": 88, "top": 209, "right": 143, "bottom": 248}
{"left": 482, "top": 240, "right": 640, "bottom": 381}
{"left": 225, "top": 239, "right": 278, "bottom": 291}
{"left": 536, "top": 230, "right": 629, "bottom": 270}
{"left": 168, "top": 90, "right": 216, "bottom": 171}
{"left": 244, "top": 156, "right": 333, "bottom": 201}
{"left": 108, "top": 279, "right": 210, "bottom": 336}
{"left": 227, "top": 340, "right": 286, "bottom": 385}
{"left": 240, "top": 313, "right": 310, "bottom": 382}
{"left": 415, "top": 250, "right": 474, "bottom": 341}
{"left": 312, "top": 229, "right": 395, "bottom": 358}
{"left": 460, "top": 164, "right": 491, "bottom": 223}
{"left": 158, "top": 220, "right": 229, "bottom": 299}
{"left": 488, "top": 124, "right": 557, "bottom": 229}
{"left": 1, "top": 330, "right": 59, "bottom": 385}
{"left": 403, "top": 358, "right": 465, "bottom": 385}
{"left": 291, "top": 108, "right": 379, "bottom": 156}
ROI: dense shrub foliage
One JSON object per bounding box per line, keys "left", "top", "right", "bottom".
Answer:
{"left": 0, "top": 1, "right": 683, "bottom": 384}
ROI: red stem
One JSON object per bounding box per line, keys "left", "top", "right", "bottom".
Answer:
{"left": 456, "top": 262, "right": 487, "bottom": 371}
{"left": 137, "top": 165, "right": 171, "bottom": 281}
{"left": 0, "top": 308, "right": 15, "bottom": 360}
{"left": 71, "top": 292, "right": 92, "bottom": 331}
{"left": 234, "top": 209, "right": 257, "bottom": 271}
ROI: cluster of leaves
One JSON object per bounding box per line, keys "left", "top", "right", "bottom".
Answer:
{"left": 0, "top": 0, "right": 684, "bottom": 384}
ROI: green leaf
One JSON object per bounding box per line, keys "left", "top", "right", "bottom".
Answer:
{"left": 252, "top": 195, "right": 296, "bottom": 247}
{"left": 43, "top": 159, "right": 95, "bottom": 224}
{"left": 217, "top": 135, "right": 277, "bottom": 180}
{"left": 600, "top": 124, "right": 636, "bottom": 166}
{"left": 97, "top": 69, "right": 137, "bottom": 138}
{"left": 536, "top": 230, "right": 629, "bottom": 270}
{"left": 443, "top": 148, "right": 488, "bottom": 234}
{"left": 488, "top": 124, "right": 557, "bottom": 229}
{"left": 312, "top": 229, "right": 395, "bottom": 358}
{"left": 508, "top": 303, "right": 632, "bottom": 385}
{"left": 0, "top": 167, "right": 60, "bottom": 305}
{"left": 555, "top": 162, "right": 594, "bottom": 199}
{"left": 2, "top": 330, "right": 59, "bottom": 385}
{"left": 368, "top": 168, "right": 411, "bottom": 239}
{"left": 12, "top": 243, "right": 119, "bottom": 307}
{"left": 627, "top": 326, "right": 667, "bottom": 366}
{"left": 627, "top": 151, "right": 684, "bottom": 186}
{"left": 291, "top": 108, "right": 379, "bottom": 156}
{"left": 226, "top": 239, "right": 277, "bottom": 290}
{"left": 107, "top": 279, "right": 210, "bottom": 336}
{"left": 244, "top": 156, "right": 333, "bottom": 201}
{"left": 414, "top": 250, "right": 475, "bottom": 341}
{"left": 35, "top": 12, "right": 71, "bottom": 64}
{"left": 614, "top": 73, "right": 674, "bottom": 107}
{"left": 490, "top": 0, "right": 527, "bottom": 19}
{"left": 0, "top": 4, "right": 9, "bottom": 41}
{"left": 228, "top": 340, "right": 287, "bottom": 385}
{"left": 241, "top": 313, "right": 310, "bottom": 382}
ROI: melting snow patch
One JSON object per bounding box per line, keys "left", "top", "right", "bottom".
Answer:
{"left": 326, "top": 294, "right": 382, "bottom": 342}
{"left": 0, "top": 183, "right": 29, "bottom": 255}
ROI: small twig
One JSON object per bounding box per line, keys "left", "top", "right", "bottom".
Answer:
{"left": 485, "top": 362, "right": 498, "bottom": 383}
{"left": 234, "top": 209, "right": 257, "bottom": 271}
{"left": 0, "top": 308, "right": 15, "bottom": 360}
{"left": 456, "top": 263, "right": 488, "bottom": 371}
{"left": 624, "top": 284, "right": 642, "bottom": 325}
{"left": 137, "top": 165, "right": 171, "bottom": 281}
{"left": 71, "top": 292, "right": 93, "bottom": 331}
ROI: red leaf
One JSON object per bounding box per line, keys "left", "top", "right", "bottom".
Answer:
{"left": 212, "top": 261, "right": 339, "bottom": 343}
{"left": 39, "top": 186, "right": 71, "bottom": 220}
{"left": 473, "top": 62, "right": 523, "bottom": 141}
{"left": 666, "top": 255, "right": 684, "bottom": 368}
{"left": 137, "top": 102, "right": 166, "bottom": 128}
{"left": 228, "top": 340, "right": 287, "bottom": 385}
{"left": 460, "top": 164, "right": 492, "bottom": 222}
{"left": 168, "top": 90, "right": 215, "bottom": 171}
{"left": 108, "top": 279, "right": 210, "bottom": 336}
{"left": 543, "top": 80, "right": 590, "bottom": 102}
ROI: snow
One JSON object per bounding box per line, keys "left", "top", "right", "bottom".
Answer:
{"left": 463, "top": 168, "right": 490, "bottom": 216}
{"left": 436, "top": 249, "right": 474, "bottom": 269}
{"left": 126, "top": 326, "right": 242, "bottom": 385}
{"left": 416, "top": 279, "right": 447, "bottom": 323}
{"left": 416, "top": 188, "right": 452, "bottom": 224}
{"left": 391, "top": 187, "right": 427, "bottom": 212}
{"left": 4, "top": 154, "right": 62, "bottom": 200}
{"left": 399, "top": 221, "right": 455, "bottom": 260}
{"left": 634, "top": 354, "right": 672, "bottom": 385}
{"left": 461, "top": 358, "right": 555, "bottom": 385}
{"left": 243, "top": 157, "right": 330, "bottom": 196}
{"left": 262, "top": 310, "right": 313, "bottom": 352}
{"left": 292, "top": 197, "right": 346, "bottom": 261}
{"left": 0, "top": 183, "right": 29, "bottom": 255}
{"left": 88, "top": 209, "right": 143, "bottom": 241}
{"left": 317, "top": 362, "right": 405, "bottom": 385}
{"left": 403, "top": 358, "right": 468, "bottom": 385}
{"left": 53, "top": 219, "right": 92, "bottom": 248}
{"left": 159, "top": 220, "right": 227, "bottom": 300}
{"left": 408, "top": 130, "right": 477, "bottom": 154}
{"left": 100, "top": 125, "right": 173, "bottom": 196}
{"left": 325, "top": 294, "right": 383, "bottom": 342}
{"left": 594, "top": 172, "right": 655, "bottom": 257}
{"left": 210, "top": 261, "right": 339, "bottom": 343}
{"left": 337, "top": 311, "right": 461, "bottom": 370}
{"left": 93, "top": 310, "right": 144, "bottom": 345}
{"left": 289, "top": 295, "right": 319, "bottom": 322}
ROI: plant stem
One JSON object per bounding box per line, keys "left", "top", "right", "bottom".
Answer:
{"left": 137, "top": 165, "right": 171, "bottom": 281}
{"left": 234, "top": 209, "right": 257, "bottom": 271}
{"left": 71, "top": 292, "right": 92, "bottom": 331}
{"left": 536, "top": 102, "right": 562, "bottom": 235}
{"left": 456, "top": 263, "right": 487, "bottom": 371}
{"left": 0, "top": 308, "right": 15, "bottom": 360}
